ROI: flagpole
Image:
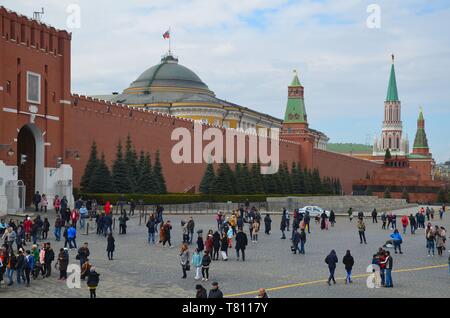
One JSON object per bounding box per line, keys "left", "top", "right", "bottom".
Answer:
{"left": 169, "top": 26, "right": 171, "bottom": 54}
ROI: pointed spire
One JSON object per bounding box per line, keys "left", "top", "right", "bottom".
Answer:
{"left": 284, "top": 70, "right": 307, "bottom": 124}
{"left": 290, "top": 69, "right": 301, "bottom": 87}
{"left": 413, "top": 107, "right": 429, "bottom": 153}
{"left": 386, "top": 54, "right": 399, "bottom": 102}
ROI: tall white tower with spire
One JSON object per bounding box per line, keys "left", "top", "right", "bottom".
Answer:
{"left": 373, "top": 55, "right": 409, "bottom": 157}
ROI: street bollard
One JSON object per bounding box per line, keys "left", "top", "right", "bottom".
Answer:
{"left": 144, "top": 211, "right": 148, "bottom": 224}
{"left": 113, "top": 217, "right": 116, "bottom": 231}
{"left": 139, "top": 212, "right": 142, "bottom": 226}
{"left": 86, "top": 222, "right": 89, "bottom": 235}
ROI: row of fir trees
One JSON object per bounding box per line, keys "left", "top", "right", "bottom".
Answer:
{"left": 199, "top": 162, "right": 342, "bottom": 195}
{"left": 80, "top": 136, "right": 167, "bottom": 194}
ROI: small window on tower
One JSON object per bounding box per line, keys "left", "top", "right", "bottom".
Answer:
{"left": 26, "top": 71, "right": 41, "bottom": 104}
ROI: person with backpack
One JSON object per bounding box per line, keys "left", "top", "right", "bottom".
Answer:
{"left": 325, "top": 250, "right": 338, "bottom": 286}
{"left": 24, "top": 250, "right": 34, "bottom": 287}
{"left": 342, "top": 250, "right": 354, "bottom": 284}
{"left": 87, "top": 267, "right": 100, "bottom": 298}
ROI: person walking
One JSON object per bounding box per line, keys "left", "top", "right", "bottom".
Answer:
{"left": 409, "top": 214, "right": 417, "bottom": 234}
{"left": 67, "top": 225, "right": 77, "bottom": 250}
{"left": 401, "top": 215, "right": 409, "bottom": 234}
{"left": 192, "top": 248, "right": 202, "bottom": 280}
{"left": 201, "top": 250, "right": 211, "bottom": 281}
{"left": 208, "top": 282, "right": 223, "bottom": 298}
{"left": 357, "top": 218, "right": 367, "bottom": 244}
{"left": 54, "top": 215, "right": 63, "bottom": 242}
{"left": 163, "top": 221, "right": 173, "bottom": 248}
{"left": 381, "top": 212, "right": 387, "bottom": 230}
{"left": 235, "top": 228, "right": 248, "bottom": 261}
{"left": 299, "top": 229, "right": 307, "bottom": 254}
{"left": 87, "top": 267, "right": 100, "bottom": 298}
{"left": 304, "top": 212, "right": 311, "bottom": 234}
{"left": 107, "top": 233, "right": 115, "bottom": 260}
{"left": 325, "top": 250, "right": 338, "bottom": 286}
{"left": 329, "top": 210, "right": 336, "bottom": 227}
{"left": 187, "top": 217, "right": 195, "bottom": 244}
{"left": 342, "top": 250, "right": 354, "bottom": 284}
{"left": 24, "top": 250, "right": 34, "bottom": 287}
{"left": 264, "top": 214, "right": 272, "bottom": 235}
{"left": 77, "top": 242, "right": 90, "bottom": 267}
{"left": 180, "top": 243, "right": 190, "bottom": 279}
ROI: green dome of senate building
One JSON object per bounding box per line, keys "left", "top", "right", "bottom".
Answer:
{"left": 125, "top": 53, "right": 214, "bottom": 96}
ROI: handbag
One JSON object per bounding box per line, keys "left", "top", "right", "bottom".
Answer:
{"left": 185, "top": 262, "right": 190, "bottom": 271}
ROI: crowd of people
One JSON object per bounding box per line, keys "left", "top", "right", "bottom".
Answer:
{"left": 0, "top": 193, "right": 448, "bottom": 298}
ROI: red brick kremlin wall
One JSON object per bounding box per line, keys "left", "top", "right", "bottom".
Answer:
{"left": 0, "top": 6, "right": 381, "bottom": 195}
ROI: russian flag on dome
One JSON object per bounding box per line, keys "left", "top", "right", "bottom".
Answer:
{"left": 163, "top": 30, "right": 170, "bottom": 39}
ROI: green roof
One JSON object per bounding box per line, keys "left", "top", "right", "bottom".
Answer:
{"left": 284, "top": 98, "right": 307, "bottom": 123}
{"left": 326, "top": 143, "right": 373, "bottom": 154}
{"left": 413, "top": 110, "right": 429, "bottom": 149}
{"left": 290, "top": 72, "right": 301, "bottom": 86}
{"left": 284, "top": 72, "right": 307, "bottom": 123}
{"left": 386, "top": 63, "right": 399, "bottom": 102}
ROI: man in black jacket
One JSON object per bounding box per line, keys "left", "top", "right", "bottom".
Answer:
{"left": 235, "top": 228, "right": 248, "bottom": 261}
{"left": 208, "top": 282, "right": 223, "bottom": 298}
{"left": 44, "top": 243, "right": 55, "bottom": 277}
{"left": 325, "top": 250, "right": 338, "bottom": 286}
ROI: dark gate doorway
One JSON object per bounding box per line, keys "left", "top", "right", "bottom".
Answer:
{"left": 17, "top": 125, "right": 36, "bottom": 207}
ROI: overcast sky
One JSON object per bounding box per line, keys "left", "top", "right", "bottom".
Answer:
{"left": 4, "top": 0, "right": 450, "bottom": 162}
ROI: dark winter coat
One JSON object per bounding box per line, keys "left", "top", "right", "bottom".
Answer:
{"left": 325, "top": 250, "right": 338, "bottom": 269}
{"left": 235, "top": 232, "right": 248, "bottom": 250}
{"left": 212, "top": 232, "right": 221, "bottom": 249}
{"left": 87, "top": 271, "right": 100, "bottom": 288}
{"left": 197, "top": 237, "right": 204, "bottom": 252}
{"left": 208, "top": 288, "right": 223, "bottom": 299}
{"left": 342, "top": 253, "right": 354, "bottom": 271}
{"left": 107, "top": 236, "right": 115, "bottom": 252}
{"left": 196, "top": 287, "right": 208, "bottom": 298}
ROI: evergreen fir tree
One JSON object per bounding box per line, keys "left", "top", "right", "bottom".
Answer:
{"left": 298, "top": 166, "right": 305, "bottom": 194}
{"left": 112, "top": 140, "right": 133, "bottom": 193}
{"left": 88, "top": 153, "right": 115, "bottom": 193}
{"left": 210, "top": 163, "right": 234, "bottom": 194}
{"left": 199, "top": 163, "right": 215, "bottom": 194}
{"left": 303, "top": 169, "right": 313, "bottom": 194}
{"left": 241, "top": 163, "right": 255, "bottom": 194}
{"left": 437, "top": 188, "right": 447, "bottom": 203}
{"left": 280, "top": 162, "right": 292, "bottom": 194}
{"left": 125, "top": 135, "right": 139, "bottom": 192}
{"left": 312, "top": 169, "right": 322, "bottom": 194}
{"left": 233, "top": 163, "right": 243, "bottom": 194}
{"left": 291, "top": 162, "right": 300, "bottom": 193}
{"left": 137, "top": 152, "right": 156, "bottom": 194}
{"left": 251, "top": 163, "right": 264, "bottom": 194}
{"left": 80, "top": 141, "right": 99, "bottom": 192}
{"left": 153, "top": 150, "right": 167, "bottom": 194}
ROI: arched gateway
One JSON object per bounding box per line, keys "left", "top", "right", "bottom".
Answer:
{"left": 17, "top": 124, "right": 45, "bottom": 206}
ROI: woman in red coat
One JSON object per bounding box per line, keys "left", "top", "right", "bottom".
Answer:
{"left": 400, "top": 215, "right": 409, "bottom": 234}
{"left": 104, "top": 201, "right": 111, "bottom": 216}
{"left": 205, "top": 234, "right": 214, "bottom": 255}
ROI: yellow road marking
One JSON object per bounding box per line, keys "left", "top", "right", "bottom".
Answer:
{"left": 224, "top": 264, "right": 448, "bottom": 297}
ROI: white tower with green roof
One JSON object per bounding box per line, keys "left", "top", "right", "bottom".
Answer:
{"left": 373, "top": 55, "right": 409, "bottom": 157}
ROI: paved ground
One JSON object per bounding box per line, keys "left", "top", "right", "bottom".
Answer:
{"left": 1, "top": 206, "right": 449, "bottom": 298}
